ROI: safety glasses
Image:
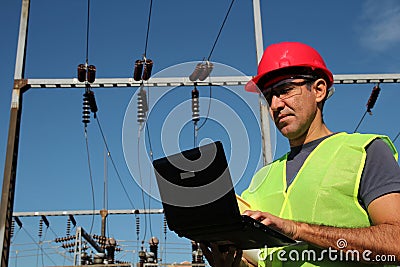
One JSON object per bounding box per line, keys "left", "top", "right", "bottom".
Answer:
{"left": 262, "top": 76, "right": 316, "bottom": 104}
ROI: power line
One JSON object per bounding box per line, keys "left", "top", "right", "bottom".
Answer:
{"left": 393, "top": 131, "right": 400, "bottom": 143}
{"left": 83, "top": 127, "right": 96, "bottom": 236}
{"left": 85, "top": 0, "right": 91, "bottom": 64}
{"left": 207, "top": 0, "right": 235, "bottom": 61}
{"left": 353, "top": 84, "right": 381, "bottom": 133}
{"left": 353, "top": 111, "right": 368, "bottom": 133}
{"left": 95, "top": 116, "right": 137, "bottom": 210}
{"left": 197, "top": 84, "right": 213, "bottom": 131}
{"left": 21, "top": 227, "right": 57, "bottom": 266}
{"left": 137, "top": 131, "right": 148, "bottom": 242}
{"left": 143, "top": 0, "right": 154, "bottom": 57}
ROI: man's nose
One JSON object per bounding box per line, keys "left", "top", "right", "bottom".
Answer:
{"left": 269, "top": 95, "right": 285, "bottom": 111}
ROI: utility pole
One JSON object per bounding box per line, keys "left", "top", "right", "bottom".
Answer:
{"left": 0, "top": 0, "right": 30, "bottom": 266}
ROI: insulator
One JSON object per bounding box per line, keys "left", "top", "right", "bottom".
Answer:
{"left": 192, "top": 87, "right": 200, "bottom": 122}
{"left": 69, "top": 215, "right": 77, "bottom": 227}
{"left": 68, "top": 249, "right": 74, "bottom": 253}
{"left": 137, "top": 88, "right": 147, "bottom": 124}
{"left": 189, "top": 63, "right": 203, "bottom": 82}
{"left": 82, "top": 92, "right": 91, "bottom": 124}
{"left": 142, "top": 59, "right": 153, "bottom": 81}
{"left": 134, "top": 60, "right": 144, "bottom": 81}
{"left": 87, "top": 90, "right": 98, "bottom": 114}
{"left": 136, "top": 216, "right": 140, "bottom": 241}
{"left": 11, "top": 220, "right": 15, "bottom": 239}
{"left": 77, "top": 64, "right": 87, "bottom": 82}
{"left": 198, "top": 61, "right": 213, "bottom": 81}
{"left": 163, "top": 214, "right": 167, "bottom": 236}
{"left": 87, "top": 65, "right": 96, "bottom": 83}
{"left": 38, "top": 219, "right": 43, "bottom": 238}
{"left": 66, "top": 218, "right": 71, "bottom": 236}
{"left": 366, "top": 84, "right": 381, "bottom": 114}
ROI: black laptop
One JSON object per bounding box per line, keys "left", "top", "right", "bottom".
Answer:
{"left": 152, "top": 141, "right": 295, "bottom": 250}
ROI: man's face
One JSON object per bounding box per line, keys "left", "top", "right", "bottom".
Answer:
{"left": 262, "top": 77, "right": 318, "bottom": 140}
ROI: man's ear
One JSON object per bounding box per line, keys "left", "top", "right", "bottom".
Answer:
{"left": 313, "top": 78, "right": 328, "bottom": 103}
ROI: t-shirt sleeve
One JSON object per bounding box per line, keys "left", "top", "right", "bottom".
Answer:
{"left": 359, "top": 138, "right": 400, "bottom": 208}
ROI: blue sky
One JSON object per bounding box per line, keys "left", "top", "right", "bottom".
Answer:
{"left": 1, "top": 0, "right": 400, "bottom": 266}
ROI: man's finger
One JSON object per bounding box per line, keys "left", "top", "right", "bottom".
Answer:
{"left": 199, "top": 243, "right": 214, "bottom": 266}
{"left": 232, "top": 249, "right": 243, "bottom": 267}
{"left": 224, "top": 246, "right": 236, "bottom": 267}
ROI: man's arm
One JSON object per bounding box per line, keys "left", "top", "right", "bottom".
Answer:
{"left": 244, "top": 193, "right": 400, "bottom": 264}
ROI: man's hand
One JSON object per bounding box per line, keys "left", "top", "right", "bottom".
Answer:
{"left": 243, "top": 210, "right": 300, "bottom": 239}
{"left": 200, "top": 243, "right": 243, "bottom": 267}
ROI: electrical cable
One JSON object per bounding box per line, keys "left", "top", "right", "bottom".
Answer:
{"left": 137, "top": 130, "right": 148, "bottom": 242}
{"left": 393, "top": 132, "right": 400, "bottom": 143}
{"left": 354, "top": 83, "right": 381, "bottom": 133}
{"left": 197, "top": 84, "right": 212, "bottom": 131}
{"left": 11, "top": 227, "right": 21, "bottom": 244}
{"left": 207, "top": 0, "right": 235, "bottom": 61}
{"left": 104, "top": 149, "right": 108, "bottom": 211}
{"left": 85, "top": 0, "right": 91, "bottom": 64}
{"left": 21, "top": 227, "right": 57, "bottom": 266}
{"left": 137, "top": 84, "right": 154, "bottom": 240}
{"left": 143, "top": 0, "right": 153, "bottom": 58}
{"left": 48, "top": 226, "right": 58, "bottom": 240}
{"left": 41, "top": 227, "right": 49, "bottom": 266}
{"left": 353, "top": 111, "right": 367, "bottom": 133}
{"left": 147, "top": 161, "right": 154, "bottom": 238}
{"left": 144, "top": 89, "right": 154, "bottom": 158}
{"left": 95, "top": 116, "right": 137, "bottom": 210}
{"left": 144, "top": 86, "right": 154, "bottom": 238}
{"left": 194, "top": 123, "right": 197, "bottom": 147}
{"left": 83, "top": 127, "right": 96, "bottom": 236}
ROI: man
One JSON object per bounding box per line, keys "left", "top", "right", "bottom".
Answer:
{"left": 201, "top": 42, "right": 400, "bottom": 266}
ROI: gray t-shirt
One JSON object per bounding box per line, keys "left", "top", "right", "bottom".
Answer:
{"left": 286, "top": 134, "right": 400, "bottom": 209}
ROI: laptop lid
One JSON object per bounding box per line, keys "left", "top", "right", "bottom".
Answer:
{"left": 153, "top": 141, "right": 296, "bottom": 249}
{"left": 153, "top": 141, "right": 243, "bottom": 230}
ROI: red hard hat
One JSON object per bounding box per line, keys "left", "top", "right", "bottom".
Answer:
{"left": 245, "top": 42, "right": 334, "bottom": 92}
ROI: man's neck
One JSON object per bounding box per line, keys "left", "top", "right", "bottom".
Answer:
{"left": 289, "top": 124, "right": 333, "bottom": 147}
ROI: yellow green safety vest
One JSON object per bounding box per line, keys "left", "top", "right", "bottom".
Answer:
{"left": 241, "top": 132, "right": 398, "bottom": 267}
